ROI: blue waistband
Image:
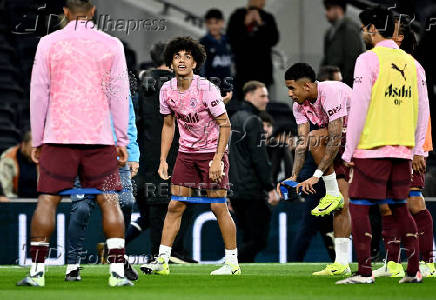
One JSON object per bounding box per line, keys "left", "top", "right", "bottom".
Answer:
{"left": 59, "top": 188, "right": 127, "bottom": 196}
{"left": 350, "top": 198, "right": 408, "bottom": 205}
{"left": 171, "top": 196, "right": 226, "bottom": 203}
{"left": 409, "top": 190, "right": 423, "bottom": 197}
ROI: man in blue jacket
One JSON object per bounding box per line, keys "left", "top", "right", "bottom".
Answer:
{"left": 64, "top": 95, "right": 139, "bottom": 281}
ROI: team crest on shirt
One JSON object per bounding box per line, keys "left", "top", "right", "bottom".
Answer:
{"left": 190, "top": 98, "right": 197, "bottom": 108}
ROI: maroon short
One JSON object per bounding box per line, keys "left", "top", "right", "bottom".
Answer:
{"left": 333, "top": 132, "right": 349, "bottom": 181}
{"left": 411, "top": 172, "right": 425, "bottom": 190}
{"left": 38, "top": 144, "right": 122, "bottom": 194}
{"left": 171, "top": 151, "right": 229, "bottom": 190}
{"left": 349, "top": 158, "right": 411, "bottom": 200}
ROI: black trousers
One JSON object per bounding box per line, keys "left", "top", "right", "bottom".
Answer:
{"left": 289, "top": 193, "right": 335, "bottom": 262}
{"left": 230, "top": 197, "right": 271, "bottom": 263}
{"left": 130, "top": 197, "right": 191, "bottom": 256}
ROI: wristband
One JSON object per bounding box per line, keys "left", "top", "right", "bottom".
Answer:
{"left": 313, "top": 169, "right": 324, "bottom": 178}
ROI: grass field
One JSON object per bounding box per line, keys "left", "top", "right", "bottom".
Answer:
{"left": 0, "top": 263, "right": 435, "bottom": 300}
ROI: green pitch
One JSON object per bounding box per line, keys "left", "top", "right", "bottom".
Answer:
{"left": 0, "top": 263, "right": 435, "bottom": 300}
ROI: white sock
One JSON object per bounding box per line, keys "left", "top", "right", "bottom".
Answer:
{"left": 159, "top": 245, "right": 172, "bottom": 263}
{"left": 107, "top": 238, "right": 125, "bottom": 277}
{"left": 30, "top": 263, "right": 45, "bottom": 277}
{"left": 225, "top": 248, "right": 238, "bottom": 265}
{"left": 334, "top": 238, "right": 351, "bottom": 265}
{"left": 322, "top": 172, "right": 340, "bottom": 197}
{"left": 66, "top": 263, "right": 80, "bottom": 274}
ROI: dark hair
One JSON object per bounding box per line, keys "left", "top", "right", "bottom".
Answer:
{"left": 323, "top": 0, "right": 346, "bottom": 12}
{"left": 205, "top": 9, "right": 224, "bottom": 20}
{"left": 164, "top": 37, "right": 206, "bottom": 72}
{"left": 317, "top": 65, "right": 341, "bottom": 81}
{"left": 284, "top": 63, "right": 316, "bottom": 82}
{"left": 150, "top": 42, "right": 167, "bottom": 67}
{"left": 397, "top": 21, "right": 417, "bottom": 56}
{"left": 242, "top": 81, "right": 265, "bottom": 96}
{"left": 259, "top": 111, "right": 274, "bottom": 125}
{"left": 359, "top": 7, "right": 395, "bottom": 38}
{"left": 64, "top": 0, "right": 94, "bottom": 13}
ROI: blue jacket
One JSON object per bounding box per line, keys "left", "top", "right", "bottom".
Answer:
{"left": 113, "top": 95, "right": 140, "bottom": 162}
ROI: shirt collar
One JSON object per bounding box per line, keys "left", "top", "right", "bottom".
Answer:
{"left": 374, "top": 39, "right": 399, "bottom": 49}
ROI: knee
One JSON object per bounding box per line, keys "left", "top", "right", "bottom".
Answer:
{"left": 210, "top": 203, "right": 229, "bottom": 218}
{"left": 167, "top": 201, "right": 186, "bottom": 216}
{"left": 408, "top": 197, "right": 426, "bottom": 215}
{"left": 71, "top": 201, "right": 92, "bottom": 221}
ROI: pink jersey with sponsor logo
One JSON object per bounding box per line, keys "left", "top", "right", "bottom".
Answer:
{"left": 292, "top": 81, "right": 351, "bottom": 128}
{"left": 160, "top": 75, "right": 226, "bottom": 153}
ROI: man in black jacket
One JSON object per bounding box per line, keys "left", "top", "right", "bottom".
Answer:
{"left": 321, "top": 0, "right": 364, "bottom": 87}
{"left": 226, "top": 0, "right": 279, "bottom": 98}
{"left": 229, "top": 81, "right": 279, "bottom": 262}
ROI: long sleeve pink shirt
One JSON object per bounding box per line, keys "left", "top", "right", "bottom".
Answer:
{"left": 342, "top": 40, "right": 430, "bottom": 162}
{"left": 30, "top": 20, "right": 129, "bottom": 147}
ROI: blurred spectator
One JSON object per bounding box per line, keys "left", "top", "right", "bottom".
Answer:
{"left": 321, "top": 0, "right": 364, "bottom": 87}
{"left": 0, "top": 131, "right": 37, "bottom": 198}
{"left": 227, "top": 0, "right": 279, "bottom": 98}
{"left": 317, "top": 65, "right": 342, "bottom": 82}
{"left": 200, "top": 9, "right": 233, "bottom": 98}
{"left": 260, "top": 111, "right": 293, "bottom": 184}
{"left": 229, "top": 81, "right": 279, "bottom": 262}
{"left": 129, "top": 42, "right": 195, "bottom": 262}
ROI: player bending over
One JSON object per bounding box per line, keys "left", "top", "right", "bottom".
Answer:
{"left": 140, "top": 37, "right": 240, "bottom": 276}
{"left": 279, "top": 63, "right": 352, "bottom": 276}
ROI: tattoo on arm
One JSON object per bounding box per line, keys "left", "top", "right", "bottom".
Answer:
{"left": 292, "top": 123, "right": 310, "bottom": 178}
{"left": 317, "top": 118, "right": 343, "bottom": 173}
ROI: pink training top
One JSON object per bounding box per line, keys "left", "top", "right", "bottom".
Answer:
{"left": 160, "top": 75, "right": 226, "bottom": 153}
{"left": 342, "top": 40, "right": 429, "bottom": 162}
{"left": 293, "top": 81, "right": 351, "bottom": 128}
{"left": 30, "top": 20, "right": 130, "bottom": 148}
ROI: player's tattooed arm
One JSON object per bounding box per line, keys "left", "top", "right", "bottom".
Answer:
{"left": 317, "top": 117, "right": 343, "bottom": 173}
{"left": 291, "top": 122, "right": 310, "bottom": 179}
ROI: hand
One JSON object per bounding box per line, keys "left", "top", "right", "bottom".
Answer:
{"left": 128, "top": 161, "right": 139, "bottom": 178}
{"left": 116, "top": 146, "right": 128, "bottom": 167}
{"left": 31, "top": 147, "right": 41, "bottom": 164}
{"left": 412, "top": 155, "right": 426, "bottom": 174}
{"left": 222, "top": 91, "right": 233, "bottom": 104}
{"left": 296, "top": 176, "right": 319, "bottom": 195}
{"left": 276, "top": 176, "right": 297, "bottom": 197}
{"left": 252, "top": 10, "right": 263, "bottom": 25}
{"left": 343, "top": 160, "right": 355, "bottom": 168}
{"left": 244, "top": 10, "right": 255, "bottom": 26}
{"left": 0, "top": 196, "right": 9, "bottom": 203}
{"left": 268, "top": 189, "right": 280, "bottom": 206}
{"left": 158, "top": 160, "right": 170, "bottom": 180}
{"left": 209, "top": 158, "right": 224, "bottom": 183}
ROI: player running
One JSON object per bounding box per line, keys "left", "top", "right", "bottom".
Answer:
{"left": 280, "top": 63, "right": 352, "bottom": 276}
{"left": 140, "top": 37, "right": 240, "bottom": 276}
{"left": 17, "top": 0, "right": 133, "bottom": 287}
{"left": 372, "top": 19, "right": 435, "bottom": 278}
{"left": 337, "top": 7, "right": 429, "bottom": 284}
